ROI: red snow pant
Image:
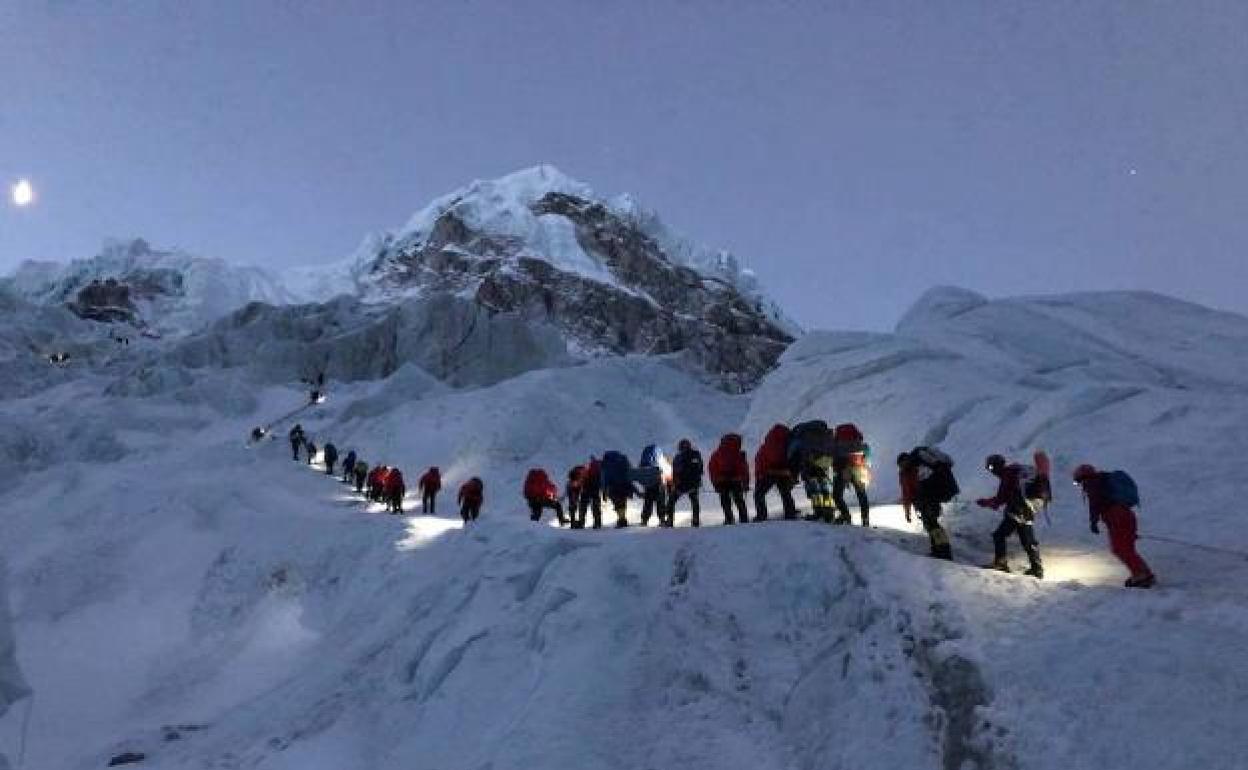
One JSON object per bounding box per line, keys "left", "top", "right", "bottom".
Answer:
{"left": 1103, "top": 506, "right": 1152, "bottom": 577}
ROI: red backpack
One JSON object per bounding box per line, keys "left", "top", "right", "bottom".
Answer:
{"left": 834, "top": 423, "right": 863, "bottom": 443}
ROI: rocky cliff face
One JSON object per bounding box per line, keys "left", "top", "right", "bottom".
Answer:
{"left": 354, "top": 168, "right": 796, "bottom": 390}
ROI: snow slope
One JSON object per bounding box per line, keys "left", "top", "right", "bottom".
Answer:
{"left": 4, "top": 287, "right": 1248, "bottom": 769}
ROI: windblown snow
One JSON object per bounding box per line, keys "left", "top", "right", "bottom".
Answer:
{"left": 3, "top": 221, "right": 1248, "bottom": 766}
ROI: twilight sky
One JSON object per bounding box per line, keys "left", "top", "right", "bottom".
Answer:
{"left": 2, "top": 0, "right": 1245, "bottom": 330}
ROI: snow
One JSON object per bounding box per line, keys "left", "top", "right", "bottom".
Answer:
{"left": 4, "top": 281, "right": 1248, "bottom": 769}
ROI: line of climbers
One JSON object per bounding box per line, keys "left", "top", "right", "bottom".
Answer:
{"left": 523, "top": 422, "right": 873, "bottom": 533}
{"left": 286, "top": 424, "right": 485, "bottom": 522}
{"left": 285, "top": 417, "right": 1156, "bottom": 590}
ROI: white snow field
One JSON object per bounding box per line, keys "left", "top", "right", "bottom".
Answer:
{"left": 4, "top": 277, "right": 1248, "bottom": 770}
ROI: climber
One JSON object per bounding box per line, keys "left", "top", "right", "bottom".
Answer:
{"left": 342, "top": 450, "right": 357, "bottom": 483}
{"left": 831, "top": 423, "right": 870, "bottom": 526}
{"left": 368, "top": 465, "right": 389, "bottom": 503}
{"left": 708, "top": 433, "right": 750, "bottom": 525}
{"left": 323, "top": 443, "right": 339, "bottom": 475}
{"left": 418, "top": 467, "right": 442, "bottom": 514}
{"left": 1073, "top": 464, "right": 1156, "bottom": 588}
{"left": 634, "top": 445, "right": 669, "bottom": 527}
{"left": 523, "top": 468, "right": 566, "bottom": 525}
{"left": 977, "top": 454, "right": 1044, "bottom": 578}
{"left": 898, "top": 449, "right": 957, "bottom": 560}
{"left": 577, "top": 456, "right": 604, "bottom": 529}
{"left": 600, "top": 451, "right": 635, "bottom": 528}
{"left": 385, "top": 467, "right": 407, "bottom": 514}
{"left": 754, "top": 424, "right": 798, "bottom": 521}
{"left": 289, "top": 424, "right": 305, "bottom": 461}
{"left": 353, "top": 459, "right": 369, "bottom": 494}
{"left": 789, "top": 420, "right": 837, "bottom": 523}
{"left": 305, "top": 440, "right": 318, "bottom": 467}
{"left": 566, "top": 465, "right": 586, "bottom": 527}
{"left": 668, "top": 439, "right": 704, "bottom": 527}
{"left": 251, "top": 426, "right": 266, "bottom": 443}
{"left": 459, "top": 477, "right": 484, "bottom": 523}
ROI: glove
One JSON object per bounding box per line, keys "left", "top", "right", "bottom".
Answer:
{"left": 1090, "top": 521, "right": 1100, "bottom": 534}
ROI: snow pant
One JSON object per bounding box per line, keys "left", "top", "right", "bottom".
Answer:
{"left": 527, "top": 497, "right": 566, "bottom": 525}
{"left": 717, "top": 484, "right": 749, "bottom": 524}
{"left": 325, "top": 459, "right": 336, "bottom": 475}
{"left": 803, "top": 474, "right": 836, "bottom": 522}
{"left": 422, "top": 490, "right": 437, "bottom": 514}
{"left": 567, "top": 489, "right": 581, "bottom": 524}
{"left": 669, "top": 488, "right": 701, "bottom": 527}
{"left": 833, "top": 467, "right": 870, "bottom": 526}
{"left": 640, "top": 484, "right": 668, "bottom": 526}
{"left": 388, "top": 489, "right": 404, "bottom": 513}
{"left": 992, "top": 511, "right": 1042, "bottom": 573}
{"left": 917, "top": 500, "right": 952, "bottom": 560}
{"left": 754, "top": 474, "right": 797, "bottom": 521}
{"left": 578, "top": 488, "right": 603, "bottom": 529}
{"left": 1102, "top": 507, "right": 1153, "bottom": 578}
{"left": 290, "top": 440, "right": 301, "bottom": 460}
{"left": 460, "top": 501, "right": 480, "bottom": 522}
{"left": 608, "top": 495, "right": 629, "bottom": 527}
{"left": 354, "top": 473, "right": 366, "bottom": 493}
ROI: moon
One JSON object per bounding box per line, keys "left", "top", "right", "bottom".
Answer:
{"left": 12, "top": 179, "right": 34, "bottom": 207}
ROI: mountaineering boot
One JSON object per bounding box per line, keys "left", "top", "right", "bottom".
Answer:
{"left": 1023, "top": 565, "right": 1044, "bottom": 579}
{"left": 835, "top": 514, "right": 851, "bottom": 525}
{"left": 1125, "top": 573, "right": 1156, "bottom": 589}
{"left": 984, "top": 558, "right": 1011, "bottom": 573}
{"left": 803, "top": 513, "right": 822, "bottom": 522}
{"left": 860, "top": 514, "right": 870, "bottom": 528}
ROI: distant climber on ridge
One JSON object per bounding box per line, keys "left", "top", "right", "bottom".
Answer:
{"left": 289, "top": 424, "right": 305, "bottom": 461}
{"left": 459, "top": 477, "right": 484, "bottom": 523}
{"left": 323, "top": 443, "right": 339, "bottom": 476}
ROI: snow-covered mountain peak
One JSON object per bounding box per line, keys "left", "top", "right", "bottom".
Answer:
{"left": 2, "top": 238, "right": 297, "bottom": 337}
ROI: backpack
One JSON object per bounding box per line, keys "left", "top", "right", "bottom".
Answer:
{"left": 911, "top": 446, "right": 960, "bottom": 504}
{"left": 1102, "top": 470, "right": 1140, "bottom": 508}
{"left": 788, "top": 420, "right": 836, "bottom": 474}
{"left": 601, "top": 451, "right": 632, "bottom": 489}
{"left": 639, "top": 444, "right": 661, "bottom": 468}
{"left": 1029, "top": 450, "right": 1053, "bottom": 502}
{"left": 834, "top": 423, "right": 863, "bottom": 444}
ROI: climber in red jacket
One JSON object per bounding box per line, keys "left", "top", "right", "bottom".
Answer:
{"left": 753, "top": 424, "right": 797, "bottom": 521}
{"left": 418, "top": 467, "right": 441, "bottom": 514}
{"left": 709, "top": 433, "right": 751, "bottom": 525}
{"left": 523, "top": 468, "right": 566, "bottom": 525}
{"left": 1073, "top": 464, "right": 1156, "bottom": 588}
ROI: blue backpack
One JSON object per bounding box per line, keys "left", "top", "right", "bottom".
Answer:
{"left": 1103, "top": 470, "right": 1140, "bottom": 508}
{"left": 601, "top": 451, "right": 632, "bottom": 490}
{"left": 639, "top": 444, "right": 661, "bottom": 468}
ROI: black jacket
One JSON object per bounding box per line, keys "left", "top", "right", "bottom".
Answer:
{"left": 672, "top": 448, "right": 704, "bottom": 493}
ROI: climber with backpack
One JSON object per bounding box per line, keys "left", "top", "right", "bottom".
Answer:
{"left": 1073, "top": 464, "right": 1156, "bottom": 588}
{"left": 418, "top": 467, "right": 441, "bottom": 514}
{"left": 668, "top": 439, "right": 704, "bottom": 527}
{"left": 289, "top": 424, "right": 305, "bottom": 461}
{"left": 600, "top": 451, "right": 635, "bottom": 528}
{"left": 368, "top": 465, "right": 389, "bottom": 503}
{"left": 342, "top": 450, "right": 357, "bottom": 483}
{"left": 523, "top": 468, "right": 567, "bottom": 525}
{"left": 977, "top": 454, "right": 1044, "bottom": 578}
{"left": 353, "top": 460, "right": 369, "bottom": 495}
{"left": 788, "top": 420, "right": 838, "bottom": 523}
{"left": 899, "top": 448, "right": 958, "bottom": 560}
{"left": 305, "top": 440, "right": 319, "bottom": 467}
{"left": 459, "top": 477, "right": 484, "bottom": 523}
{"left": 634, "top": 445, "right": 670, "bottom": 527}
{"left": 754, "top": 423, "right": 798, "bottom": 521}
{"left": 323, "top": 443, "right": 339, "bottom": 476}
{"left": 578, "top": 456, "right": 604, "bottom": 529}
{"left": 831, "top": 422, "right": 871, "bottom": 526}
{"left": 709, "top": 433, "right": 750, "bottom": 525}
{"left": 385, "top": 467, "right": 407, "bottom": 514}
